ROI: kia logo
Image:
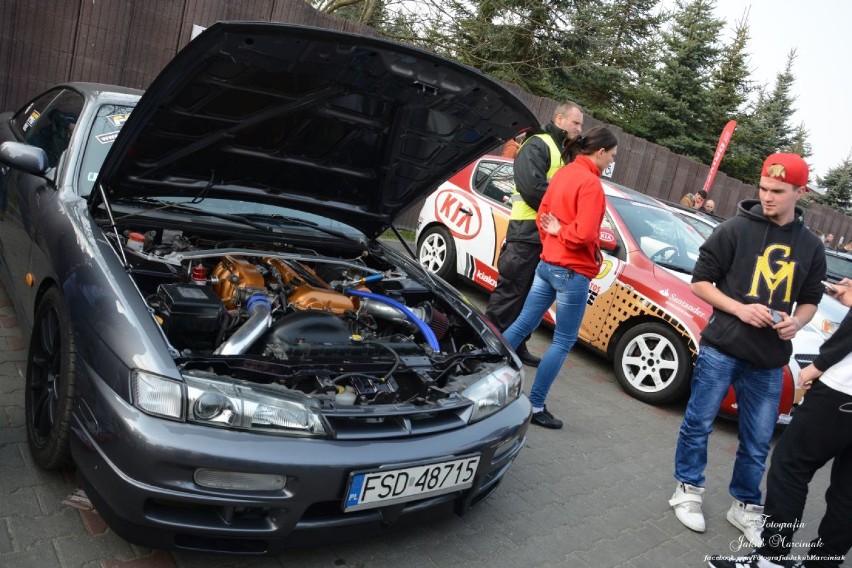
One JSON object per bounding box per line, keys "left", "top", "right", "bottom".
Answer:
{"left": 434, "top": 189, "right": 482, "bottom": 240}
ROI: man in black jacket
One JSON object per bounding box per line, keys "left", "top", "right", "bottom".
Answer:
{"left": 669, "top": 153, "right": 826, "bottom": 546}
{"left": 708, "top": 278, "right": 852, "bottom": 568}
{"left": 485, "top": 101, "right": 583, "bottom": 366}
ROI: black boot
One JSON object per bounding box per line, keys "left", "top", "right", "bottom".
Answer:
{"left": 515, "top": 343, "right": 541, "bottom": 367}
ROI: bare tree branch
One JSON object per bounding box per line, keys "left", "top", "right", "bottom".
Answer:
{"left": 320, "top": 0, "right": 365, "bottom": 15}
{"left": 360, "top": 0, "right": 379, "bottom": 22}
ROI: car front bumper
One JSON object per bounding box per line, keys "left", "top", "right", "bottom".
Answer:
{"left": 70, "top": 368, "right": 531, "bottom": 554}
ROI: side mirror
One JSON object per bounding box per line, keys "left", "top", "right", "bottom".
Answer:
{"left": 599, "top": 227, "right": 619, "bottom": 252}
{"left": 0, "top": 141, "right": 49, "bottom": 176}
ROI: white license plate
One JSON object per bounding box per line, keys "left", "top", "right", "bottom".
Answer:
{"left": 343, "top": 455, "right": 480, "bottom": 512}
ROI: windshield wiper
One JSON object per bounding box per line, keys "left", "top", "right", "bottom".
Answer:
{"left": 111, "top": 197, "right": 278, "bottom": 233}
{"left": 655, "top": 261, "right": 692, "bottom": 275}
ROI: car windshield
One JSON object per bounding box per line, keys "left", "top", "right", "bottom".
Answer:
{"left": 825, "top": 251, "right": 852, "bottom": 280}
{"left": 77, "top": 104, "right": 135, "bottom": 197}
{"left": 609, "top": 196, "right": 705, "bottom": 273}
{"left": 673, "top": 211, "right": 716, "bottom": 239}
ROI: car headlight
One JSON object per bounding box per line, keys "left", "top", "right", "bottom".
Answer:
{"left": 819, "top": 319, "right": 840, "bottom": 338}
{"left": 806, "top": 318, "right": 840, "bottom": 340}
{"left": 462, "top": 365, "right": 523, "bottom": 423}
{"left": 133, "top": 370, "right": 184, "bottom": 420}
{"left": 131, "top": 370, "right": 326, "bottom": 437}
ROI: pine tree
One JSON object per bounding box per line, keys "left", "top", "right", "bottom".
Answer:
{"left": 785, "top": 123, "right": 812, "bottom": 158}
{"left": 556, "top": 0, "right": 667, "bottom": 124}
{"left": 707, "top": 13, "right": 752, "bottom": 150}
{"left": 815, "top": 158, "right": 852, "bottom": 214}
{"left": 761, "top": 50, "right": 799, "bottom": 153}
{"left": 626, "top": 0, "right": 725, "bottom": 160}
{"left": 721, "top": 51, "right": 803, "bottom": 183}
{"left": 452, "top": 0, "right": 562, "bottom": 91}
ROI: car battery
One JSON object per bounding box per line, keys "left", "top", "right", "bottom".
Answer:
{"left": 157, "top": 283, "right": 225, "bottom": 351}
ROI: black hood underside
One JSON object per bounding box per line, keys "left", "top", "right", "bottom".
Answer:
{"left": 96, "top": 22, "right": 537, "bottom": 237}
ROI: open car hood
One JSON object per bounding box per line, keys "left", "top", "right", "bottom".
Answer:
{"left": 95, "top": 21, "right": 537, "bottom": 238}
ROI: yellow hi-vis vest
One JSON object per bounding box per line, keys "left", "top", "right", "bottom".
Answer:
{"left": 509, "top": 133, "right": 563, "bottom": 220}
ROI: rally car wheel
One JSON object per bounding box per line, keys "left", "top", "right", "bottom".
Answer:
{"left": 613, "top": 322, "right": 691, "bottom": 404}
{"left": 417, "top": 226, "right": 457, "bottom": 282}
{"left": 25, "top": 287, "right": 76, "bottom": 470}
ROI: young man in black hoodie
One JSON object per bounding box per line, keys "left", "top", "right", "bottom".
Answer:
{"left": 669, "top": 153, "right": 826, "bottom": 546}
{"left": 708, "top": 278, "right": 852, "bottom": 568}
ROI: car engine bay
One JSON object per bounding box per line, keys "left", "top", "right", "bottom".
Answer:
{"left": 110, "top": 227, "right": 510, "bottom": 410}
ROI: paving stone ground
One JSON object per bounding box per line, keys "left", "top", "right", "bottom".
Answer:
{"left": 0, "top": 275, "right": 846, "bottom": 568}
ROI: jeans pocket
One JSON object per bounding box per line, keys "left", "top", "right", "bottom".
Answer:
{"left": 548, "top": 268, "right": 570, "bottom": 292}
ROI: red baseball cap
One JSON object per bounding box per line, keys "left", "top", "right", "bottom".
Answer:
{"left": 761, "top": 153, "right": 809, "bottom": 187}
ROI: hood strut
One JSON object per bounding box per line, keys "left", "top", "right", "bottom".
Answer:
{"left": 96, "top": 183, "right": 129, "bottom": 268}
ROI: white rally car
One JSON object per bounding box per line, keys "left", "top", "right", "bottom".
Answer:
{"left": 417, "top": 154, "right": 810, "bottom": 422}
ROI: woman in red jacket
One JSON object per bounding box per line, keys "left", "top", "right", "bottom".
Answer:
{"left": 502, "top": 126, "right": 618, "bottom": 429}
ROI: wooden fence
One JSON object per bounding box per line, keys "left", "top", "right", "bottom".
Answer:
{"left": 1, "top": 0, "right": 848, "bottom": 240}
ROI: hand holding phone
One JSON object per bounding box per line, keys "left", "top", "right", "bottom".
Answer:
{"left": 822, "top": 280, "right": 837, "bottom": 294}
{"left": 769, "top": 309, "right": 783, "bottom": 324}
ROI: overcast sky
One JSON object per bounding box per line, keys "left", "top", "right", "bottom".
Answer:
{"left": 711, "top": 0, "right": 852, "bottom": 182}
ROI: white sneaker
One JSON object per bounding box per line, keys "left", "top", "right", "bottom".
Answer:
{"left": 669, "top": 482, "right": 705, "bottom": 532}
{"left": 726, "top": 499, "right": 765, "bottom": 547}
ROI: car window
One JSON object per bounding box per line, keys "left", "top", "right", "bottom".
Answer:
{"left": 609, "top": 196, "right": 704, "bottom": 272}
{"left": 16, "top": 89, "right": 84, "bottom": 168}
{"left": 473, "top": 161, "right": 499, "bottom": 188}
{"left": 77, "top": 104, "right": 135, "bottom": 197}
{"left": 472, "top": 161, "right": 513, "bottom": 205}
{"left": 11, "top": 90, "right": 62, "bottom": 136}
{"left": 825, "top": 252, "right": 852, "bottom": 280}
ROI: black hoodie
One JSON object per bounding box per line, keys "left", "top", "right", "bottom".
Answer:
{"left": 691, "top": 199, "right": 826, "bottom": 368}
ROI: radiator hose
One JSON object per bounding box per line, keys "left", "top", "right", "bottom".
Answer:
{"left": 344, "top": 289, "right": 441, "bottom": 352}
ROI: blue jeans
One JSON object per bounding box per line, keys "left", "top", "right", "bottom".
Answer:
{"left": 674, "top": 344, "right": 783, "bottom": 504}
{"left": 503, "top": 261, "right": 590, "bottom": 409}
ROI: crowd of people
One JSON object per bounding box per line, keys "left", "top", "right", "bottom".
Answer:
{"left": 817, "top": 231, "right": 852, "bottom": 252}
{"left": 680, "top": 189, "right": 717, "bottom": 215}
{"left": 488, "top": 103, "right": 851, "bottom": 568}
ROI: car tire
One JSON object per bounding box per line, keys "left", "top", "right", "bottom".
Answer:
{"left": 417, "top": 226, "right": 457, "bottom": 282}
{"left": 25, "top": 287, "right": 76, "bottom": 470}
{"left": 613, "top": 322, "right": 691, "bottom": 405}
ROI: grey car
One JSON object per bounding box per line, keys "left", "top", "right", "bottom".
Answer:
{"left": 0, "top": 22, "right": 534, "bottom": 554}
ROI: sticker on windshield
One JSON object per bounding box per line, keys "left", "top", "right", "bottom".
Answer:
{"left": 23, "top": 110, "right": 40, "bottom": 132}
{"left": 96, "top": 131, "right": 120, "bottom": 144}
{"left": 107, "top": 113, "right": 130, "bottom": 127}
{"left": 87, "top": 172, "right": 98, "bottom": 182}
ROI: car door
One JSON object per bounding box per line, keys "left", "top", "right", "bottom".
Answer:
{"left": 468, "top": 159, "right": 514, "bottom": 272}
{"left": 579, "top": 211, "right": 625, "bottom": 343}
{"left": 430, "top": 159, "right": 513, "bottom": 288}
{"left": 0, "top": 88, "right": 84, "bottom": 321}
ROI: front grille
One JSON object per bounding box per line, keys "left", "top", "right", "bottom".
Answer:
{"left": 322, "top": 403, "right": 471, "bottom": 440}
{"left": 794, "top": 354, "right": 817, "bottom": 368}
